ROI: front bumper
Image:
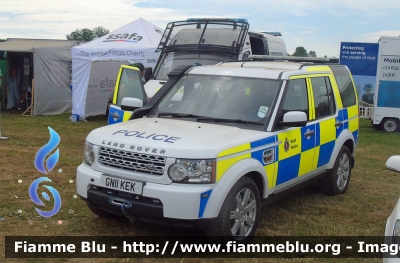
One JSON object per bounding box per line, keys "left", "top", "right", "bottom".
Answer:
{"left": 76, "top": 163, "right": 216, "bottom": 220}
{"left": 80, "top": 187, "right": 211, "bottom": 228}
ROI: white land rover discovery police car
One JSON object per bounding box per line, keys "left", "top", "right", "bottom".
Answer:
{"left": 76, "top": 56, "right": 359, "bottom": 242}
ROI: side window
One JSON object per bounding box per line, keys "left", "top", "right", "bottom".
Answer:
{"left": 250, "top": 37, "right": 265, "bottom": 55}
{"left": 280, "top": 78, "right": 309, "bottom": 119}
{"left": 329, "top": 66, "right": 357, "bottom": 108}
{"left": 311, "top": 77, "right": 336, "bottom": 119}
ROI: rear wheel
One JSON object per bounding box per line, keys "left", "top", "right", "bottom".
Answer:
{"left": 206, "top": 177, "right": 260, "bottom": 243}
{"left": 319, "top": 146, "right": 352, "bottom": 195}
{"left": 380, "top": 118, "right": 399, "bottom": 132}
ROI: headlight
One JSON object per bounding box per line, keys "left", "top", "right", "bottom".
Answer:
{"left": 168, "top": 159, "right": 216, "bottom": 183}
{"left": 83, "top": 141, "right": 95, "bottom": 166}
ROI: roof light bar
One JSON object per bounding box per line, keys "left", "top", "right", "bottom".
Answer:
{"left": 261, "top": 32, "right": 282, "bottom": 36}
{"left": 186, "top": 18, "right": 248, "bottom": 23}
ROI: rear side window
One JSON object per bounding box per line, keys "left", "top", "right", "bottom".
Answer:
{"left": 310, "top": 77, "right": 336, "bottom": 119}
{"left": 329, "top": 66, "right": 356, "bottom": 108}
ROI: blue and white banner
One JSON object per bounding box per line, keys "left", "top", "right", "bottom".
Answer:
{"left": 340, "top": 42, "right": 379, "bottom": 76}
{"left": 340, "top": 42, "right": 379, "bottom": 106}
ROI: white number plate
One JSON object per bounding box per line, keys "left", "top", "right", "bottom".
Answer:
{"left": 101, "top": 175, "right": 143, "bottom": 195}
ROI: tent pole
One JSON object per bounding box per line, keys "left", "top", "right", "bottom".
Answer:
{"left": 0, "top": 76, "right": 3, "bottom": 108}
{"left": 0, "top": 100, "right": 9, "bottom": 140}
{"left": 0, "top": 72, "right": 8, "bottom": 140}
{"left": 22, "top": 79, "right": 34, "bottom": 116}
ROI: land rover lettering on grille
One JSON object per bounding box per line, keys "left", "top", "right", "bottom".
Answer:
{"left": 101, "top": 140, "right": 166, "bottom": 155}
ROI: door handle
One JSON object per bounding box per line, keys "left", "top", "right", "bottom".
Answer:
{"left": 304, "top": 130, "right": 315, "bottom": 137}
{"left": 335, "top": 121, "right": 343, "bottom": 127}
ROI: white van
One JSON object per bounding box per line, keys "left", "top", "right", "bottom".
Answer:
{"left": 371, "top": 36, "right": 400, "bottom": 132}
{"left": 247, "top": 31, "right": 288, "bottom": 57}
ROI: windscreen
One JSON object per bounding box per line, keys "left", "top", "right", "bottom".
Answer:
{"left": 152, "top": 74, "right": 280, "bottom": 123}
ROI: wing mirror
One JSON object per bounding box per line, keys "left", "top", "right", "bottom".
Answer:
{"left": 121, "top": 98, "right": 143, "bottom": 112}
{"left": 386, "top": 156, "right": 400, "bottom": 173}
{"left": 280, "top": 111, "right": 308, "bottom": 127}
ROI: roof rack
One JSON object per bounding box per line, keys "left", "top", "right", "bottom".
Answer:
{"left": 248, "top": 55, "right": 339, "bottom": 63}
{"left": 155, "top": 18, "right": 249, "bottom": 55}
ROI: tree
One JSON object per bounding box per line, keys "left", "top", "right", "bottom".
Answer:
{"left": 66, "top": 26, "right": 109, "bottom": 41}
{"left": 92, "top": 26, "right": 109, "bottom": 39}
{"left": 292, "top": 46, "right": 308, "bottom": 57}
{"left": 308, "top": 51, "right": 317, "bottom": 57}
{"left": 66, "top": 28, "right": 93, "bottom": 41}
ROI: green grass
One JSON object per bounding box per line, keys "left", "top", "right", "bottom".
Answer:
{"left": 0, "top": 110, "right": 399, "bottom": 263}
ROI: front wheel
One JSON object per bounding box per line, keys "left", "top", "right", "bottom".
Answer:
{"left": 206, "top": 177, "right": 261, "bottom": 243}
{"left": 319, "top": 145, "right": 352, "bottom": 195}
{"left": 380, "top": 118, "right": 399, "bottom": 132}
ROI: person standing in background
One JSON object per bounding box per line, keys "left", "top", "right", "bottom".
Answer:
{"left": 361, "top": 84, "right": 374, "bottom": 107}
{"left": 17, "top": 58, "right": 31, "bottom": 110}
{"left": 6, "top": 59, "right": 21, "bottom": 109}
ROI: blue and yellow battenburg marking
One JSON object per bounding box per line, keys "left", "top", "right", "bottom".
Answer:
{"left": 216, "top": 107, "right": 359, "bottom": 188}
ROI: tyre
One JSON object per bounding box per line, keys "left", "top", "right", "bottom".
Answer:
{"left": 380, "top": 118, "right": 399, "bottom": 132}
{"left": 319, "top": 145, "right": 352, "bottom": 195}
{"left": 206, "top": 176, "right": 261, "bottom": 243}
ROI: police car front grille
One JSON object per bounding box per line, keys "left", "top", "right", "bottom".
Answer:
{"left": 98, "top": 147, "right": 166, "bottom": 175}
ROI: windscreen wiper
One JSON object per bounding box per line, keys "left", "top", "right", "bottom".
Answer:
{"left": 157, "top": 113, "right": 264, "bottom": 125}
{"left": 157, "top": 112, "right": 201, "bottom": 118}
{"left": 196, "top": 116, "right": 264, "bottom": 125}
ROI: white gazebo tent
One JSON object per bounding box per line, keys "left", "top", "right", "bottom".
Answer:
{"left": 71, "top": 18, "right": 163, "bottom": 119}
